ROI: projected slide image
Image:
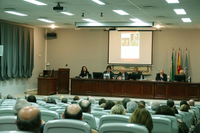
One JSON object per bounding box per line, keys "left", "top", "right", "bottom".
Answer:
{"left": 121, "top": 33, "right": 140, "bottom": 59}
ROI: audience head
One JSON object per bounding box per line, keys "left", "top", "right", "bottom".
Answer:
{"left": 116, "top": 100, "right": 122, "bottom": 105}
{"left": 63, "top": 104, "right": 83, "bottom": 120}
{"left": 46, "top": 98, "right": 56, "bottom": 104}
{"left": 167, "top": 99, "right": 175, "bottom": 107}
{"left": 159, "top": 70, "right": 164, "bottom": 75}
{"left": 140, "top": 100, "right": 145, "bottom": 107}
{"left": 13, "top": 99, "right": 31, "bottom": 115}
{"left": 89, "top": 98, "right": 96, "bottom": 104}
{"left": 27, "top": 95, "right": 36, "bottom": 103}
{"left": 61, "top": 98, "right": 68, "bottom": 103}
{"left": 180, "top": 104, "right": 189, "bottom": 112}
{"left": 127, "top": 101, "right": 138, "bottom": 113}
{"left": 79, "top": 100, "right": 91, "bottom": 113}
{"left": 188, "top": 99, "right": 195, "bottom": 106}
{"left": 7, "top": 94, "right": 13, "bottom": 99}
{"left": 179, "top": 70, "right": 184, "bottom": 75}
{"left": 180, "top": 100, "right": 188, "bottom": 107}
{"left": 129, "top": 108, "right": 153, "bottom": 133}
{"left": 25, "top": 94, "right": 29, "bottom": 100}
{"left": 100, "top": 103, "right": 106, "bottom": 108}
{"left": 87, "top": 96, "right": 91, "bottom": 100}
{"left": 133, "top": 67, "right": 138, "bottom": 73}
{"left": 106, "top": 66, "right": 112, "bottom": 72}
{"left": 58, "top": 95, "right": 64, "bottom": 100}
{"left": 81, "top": 66, "right": 88, "bottom": 73}
{"left": 110, "top": 104, "right": 125, "bottom": 115}
{"left": 104, "top": 100, "right": 115, "bottom": 110}
{"left": 151, "top": 101, "right": 160, "bottom": 111}
{"left": 42, "top": 96, "right": 48, "bottom": 102}
{"left": 73, "top": 95, "right": 80, "bottom": 101}
{"left": 16, "top": 106, "right": 41, "bottom": 133}
{"left": 121, "top": 68, "right": 125, "bottom": 74}
{"left": 122, "top": 98, "right": 131, "bottom": 109}
{"left": 155, "top": 105, "right": 175, "bottom": 116}
{"left": 99, "top": 98, "right": 106, "bottom": 105}
{"left": 137, "top": 103, "right": 145, "bottom": 109}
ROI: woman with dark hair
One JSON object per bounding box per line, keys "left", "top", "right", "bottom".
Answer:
{"left": 79, "top": 66, "right": 91, "bottom": 78}
{"left": 103, "top": 66, "right": 114, "bottom": 79}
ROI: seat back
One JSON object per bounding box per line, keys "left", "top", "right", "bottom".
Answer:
{"left": 178, "top": 111, "right": 191, "bottom": 128}
{"left": 99, "top": 115, "right": 129, "bottom": 128}
{"left": 153, "top": 115, "right": 178, "bottom": 133}
{"left": 190, "top": 106, "right": 199, "bottom": 119}
{"left": 148, "top": 110, "right": 155, "bottom": 115}
{"left": 0, "top": 116, "right": 18, "bottom": 131}
{"left": 99, "top": 123, "right": 148, "bottom": 133}
{"left": 92, "top": 108, "right": 104, "bottom": 111}
{"left": 40, "top": 110, "right": 59, "bottom": 122}
{"left": 56, "top": 109, "right": 65, "bottom": 119}
{"left": 49, "top": 107, "right": 62, "bottom": 111}
{"left": 125, "top": 113, "right": 132, "bottom": 117}
{"left": 43, "top": 119, "right": 91, "bottom": 133}
{"left": 44, "top": 104, "right": 58, "bottom": 109}
{"left": 91, "top": 111, "right": 109, "bottom": 119}
{"left": 0, "top": 131, "right": 33, "bottom": 133}
{"left": 82, "top": 113, "right": 96, "bottom": 129}
{"left": 102, "top": 110, "right": 111, "bottom": 114}
{"left": 152, "top": 117, "right": 172, "bottom": 133}
{"left": 175, "top": 114, "right": 183, "bottom": 121}
{"left": 0, "top": 108, "right": 15, "bottom": 116}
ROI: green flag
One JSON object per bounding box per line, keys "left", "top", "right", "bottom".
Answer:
{"left": 170, "top": 50, "right": 174, "bottom": 81}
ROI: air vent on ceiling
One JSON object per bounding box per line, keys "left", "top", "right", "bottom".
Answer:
{"left": 142, "top": 6, "right": 156, "bottom": 9}
{"left": 165, "top": 23, "right": 174, "bottom": 25}
{"left": 64, "top": 23, "right": 72, "bottom": 25}
{"left": 155, "top": 16, "right": 167, "bottom": 19}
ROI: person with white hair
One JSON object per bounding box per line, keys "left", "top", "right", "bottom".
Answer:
{"left": 89, "top": 97, "right": 96, "bottom": 104}
{"left": 13, "top": 99, "right": 31, "bottom": 115}
{"left": 151, "top": 101, "right": 160, "bottom": 111}
{"left": 126, "top": 101, "right": 138, "bottom": 113}
{"left": 111, "top": 104, "right": 125, "bottom": 115}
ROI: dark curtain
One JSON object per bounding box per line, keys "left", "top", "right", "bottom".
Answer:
{"left": 0, "top": 22, "right": 34, "bottom": 81}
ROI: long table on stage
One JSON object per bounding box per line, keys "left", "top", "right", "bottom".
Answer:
{"left": 71, "top": 78, "right": 200, "bottom": 101}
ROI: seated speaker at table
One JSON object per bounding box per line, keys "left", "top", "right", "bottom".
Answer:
{"left": 129, "top": 67, "right": 144, "bottom": 80}
{"left": 175, "top": 70, "right": 186, "bottom": 82}
{"left": 79, "top": 66, "right": 91, "bottom": 78}
{"left": 117, "top": 68, "right": 128, "bottom": 80}
{"left": 155, "top": 70, "right": 167, "bottom": 81}
{"left": 103, "top": 66, "right": 114, "bottom": 79}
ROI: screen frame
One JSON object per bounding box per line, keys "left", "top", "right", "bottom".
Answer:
{"left": 108, "top": 30, "right": 153, "bottom": 66}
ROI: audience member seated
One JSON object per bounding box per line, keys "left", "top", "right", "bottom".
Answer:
{"left": 7, "top": 94, "right": 13, "bottom": 99}
{"left": 89, "top": 98, "right": 96, "bottom": 104}
{"left": 73, "top": 95, "right": 80, "bottom": 101}
{"left": 62, "top": 104, "right": 98, "bottom": 133}
{"left": 167, "top": 99, "right": 179, "bottom": 114}
{"left": 179, "top": 122, "right": 189, "bottom": 133}
{"left": 104, "top": 100, "right": 115, "bottom": 110}
{"left": 110, "top": 104, "right": 125, "bottom": 115}
{"left": 129, "top": 108, "right": 153, "bottom": 133}
{"left": 42, "top": 97, "right": 48, "bottom": 102}
{"left": 100, "top": 103, "right": 106, "bottom": 108}
{"left": 155, "top": 105, "right": 175, "bottom": 116}
{"left": 58, "top": 95, "right": 64, "bottom": 100}
{"left": 16, "top": 106, "right": 41, "bottom": 133}
{"left": 46, "top": 98, "right": 56, "bottom": 104}
{"left": 99, "top": 98, "right": 106, "bottom": 106}
{"left": 140, "top": 100, "right": 145, "bottom": 107}
{"left": 25, "top": 94, "right": 29, "bottom": 100}
{"left": 137, "top": 103, "right": 145, "bottom": 109}
{"left": 180, "top": 104, "right": 189, "bottom": 112}
{"left": 79, "top": 100, "right": 99, "bottom": 130}
{"left": 27, "top": 95, "right": 37, "bottom": 103}
{"left": 13, "top": 99, "right": 31, "bottom": 115}
{"left": 87, "top": 96, "right": 91, "bottom": 100}
{"left": 122, "top": 98, "right": 131, "bottom": 109}
{"left": 61, "top": 98, "right": 68, "bottom": 103}
{"left": 126, "top": 101, "right": 138, "bottom": 113}
{"left": 188, "top": 99, "right": 195, "bottom": 107}
{"left": 151, "top": 101, "right": 160, "bottom": 111}
{"left": 116, "top": 100, "right": 122, "bottom": 105}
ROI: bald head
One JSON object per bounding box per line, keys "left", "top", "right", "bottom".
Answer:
{"left": 189, "top": 99, "right": 195, "bottom": 106}
{"left": 63, "top": 104, "right": 83, "bottom": 120}
{"left": 16, "top": 106, "right": 41, "bottom": 133}
{"left": 179, "top": 70, "right": 184, "bottom": 75}
{"left": 79, "top": 100, "right": 91, "bottom": 113}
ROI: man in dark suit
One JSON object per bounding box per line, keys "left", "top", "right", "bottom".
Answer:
{"left": 156, "top": 70, "right": 167, "bottom": 81}
{"left": 130, "top": 67, "right": 143, "bottom": 79}
{"left": 117, "top": 68, "right": 128, "bottom": 80}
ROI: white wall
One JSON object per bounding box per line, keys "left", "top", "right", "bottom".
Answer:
{"left": 0, "top": 27, "right": 45, "bottom": 96}
{"left": 47, "top": 29, "right": 200, "bottom": 82}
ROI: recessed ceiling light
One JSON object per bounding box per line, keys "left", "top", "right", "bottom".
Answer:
{"left": 174, "top": 9, "right": 186, "bottom": 15}
{"left": 92, "top": 0, "right": 105, "bottom": 5}
{"left": 182, "top": 18, "right": 192, "bottom": 22}
{"left": 113, "top": 10, "right": 129, "bottom": 15}
{"left": 154, "top": 25, "right": 164, "bottom": 28}
{"left": 23, "top": 0, "right": 47, "bottom": 5}
{"left": 130, "top": 18, "right": 142, "bottom": 22}
{"left": 37, "top": 19, "right": 55, "bottom": 23}
{"left": 50, "top": 24, "right": 57, "bottom": 28}
{"left": 60, "top": 12, "right": 74, "bottom": 16}
{"left": 82, "top": 18, "right": 97, "bottom": 23}
{"left": 166, "top": 0, "right": 179, "bottom": 3}
{"left": 4, "top": 11, "right": 28, "bottom": 16}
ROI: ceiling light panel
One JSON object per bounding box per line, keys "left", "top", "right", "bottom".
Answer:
{"left": 60, "top": 12, "right": 74, "bottom": 16}
{"left": 4, "top": 11, "right": 28, "bottom": 16}
{"left": 130, "top": 18, "right": 142, "bottom": 22}
{"left": 23, "top": 0, "right": 47, "bottom": 5}
{"left": 113, "top": 10, "right": 129, "bottom": 15}
{"left": 37, "top": 19, "right": 55, "bottom": 23}
{"left": 166, "top": 0, "right": 179, "bottom": 3}
{"left": 92, "top": 0, "right": 105, "bottom": 5}
{"left": 82, "top": 19, "right": 97, "bottom": 22}
{"left": 182, "top": 18, "right": 192, "bottom": 22}
{"left": 174, "top": 9, "right": 186, "bottom": 15}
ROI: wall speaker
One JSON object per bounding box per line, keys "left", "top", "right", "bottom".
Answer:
{"left": 0, "top": 45, "right": 3, "bottom": 56}
{"left": 47, "top": 33, "right": 57, "bottom": 38}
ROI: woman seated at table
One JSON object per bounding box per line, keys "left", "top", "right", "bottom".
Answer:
{"left": 103, "top": 66, "right": 115, "bottom": 79}
{"left": 79, "top": 66, "right": 91, "bottom": 78}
